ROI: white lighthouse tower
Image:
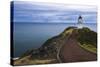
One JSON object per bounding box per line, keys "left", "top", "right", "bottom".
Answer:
{"left": 77, "top": 15, "right": 83, "bottom": 28}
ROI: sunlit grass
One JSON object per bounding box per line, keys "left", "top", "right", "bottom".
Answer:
{"left": 28, "top": 59, "right": 57, "bottom": 64}
{"left": 78, "top": 43, "right": 97, "bottom": 54}
{"left": 63, "top": 29, "right": 73, "bottom": 36}
{"left": 14, "top": 55, "right": 57, "bottom": 65}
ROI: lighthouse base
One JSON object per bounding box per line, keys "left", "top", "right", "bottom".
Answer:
{"left": 77, "top": 24, "right": 83, "bottom": 28}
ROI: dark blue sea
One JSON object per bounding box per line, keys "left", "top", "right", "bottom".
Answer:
{"left": 13, "top": 23, "right": 97, "bottom": 57}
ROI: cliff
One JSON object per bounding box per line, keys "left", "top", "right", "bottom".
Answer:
{"left": 13, "top": 27, "right": 97, "bottom": 65}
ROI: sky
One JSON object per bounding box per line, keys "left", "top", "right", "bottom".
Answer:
{"left": 12, "top": 1, "right": 97, "bottom": 23}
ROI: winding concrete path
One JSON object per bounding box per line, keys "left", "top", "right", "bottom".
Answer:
{"left": 59, "top": 30, "right": 97, "bottom": 62}
{"left": 56, "top": 29, "right": 73, "bottom": 62}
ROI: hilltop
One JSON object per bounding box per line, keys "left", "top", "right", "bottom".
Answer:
{"left": 13, "top": 27, "right": 97, "bottom": 65}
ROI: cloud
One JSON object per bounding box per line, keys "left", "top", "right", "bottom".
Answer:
{"left": 13, "top": 1, "right": 97, "bottom": 23}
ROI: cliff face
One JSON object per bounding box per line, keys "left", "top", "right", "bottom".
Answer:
{"left": 13, "top": 27, "right": 97, "bottom": 65}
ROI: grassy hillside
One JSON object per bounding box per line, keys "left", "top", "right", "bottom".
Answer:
{"left": 77, "top": 27, "right": 97, "bottom": 53}
{"left": 13, "top": 27, "right": 97, "bottom": 65}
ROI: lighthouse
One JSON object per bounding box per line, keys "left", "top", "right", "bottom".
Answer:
{"left": 77, "top": 15, "right": 83, "bottom": 28}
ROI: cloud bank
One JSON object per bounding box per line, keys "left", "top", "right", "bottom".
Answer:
{"left": 12, "top": 1, "right": 97, "bottom": 23}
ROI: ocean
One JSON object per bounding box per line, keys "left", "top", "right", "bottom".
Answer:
{"left": 13, "top": 23, "right": 97, "bottom": 57}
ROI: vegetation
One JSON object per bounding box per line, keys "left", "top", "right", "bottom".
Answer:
{"left": 79, "top": 44, "right": 97, "bottom": 54}
{"left": 77, "top": 27, "right": 97, "bottom": 53}
{"left": 14, "top": 55, "right": 58, "bottom": 65}
{"left": 13, "top": 27, "right": 97, "bottom": 65}
{"left": 77, "top": 27, "right": 97, "bottom": 47}
{"left": 20, "top": 49, "right": 34, "bottom": 59}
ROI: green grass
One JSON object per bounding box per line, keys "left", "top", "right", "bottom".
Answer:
{"left": 14, "top": 55, "right": 57, "bottom": 65}
{"left": 78, "top": 43, "right": 97, "bottom": 54}
{"left": 62, "top": 29, "right": 73, "bottom": 36}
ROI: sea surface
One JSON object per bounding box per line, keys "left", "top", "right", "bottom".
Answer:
{"left": 13, "top": 23, "right": 97, "bottom": 57}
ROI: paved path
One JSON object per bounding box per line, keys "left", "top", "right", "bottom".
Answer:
{"left": 59, "top": 30, "right": 97, "bottom": 62}
{"left": 56, "top": 29, "right": 73, "bottom": 62}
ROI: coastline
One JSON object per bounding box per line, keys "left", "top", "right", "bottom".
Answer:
{"left": 12, "top": 57, "right": 19, "bottom": 60}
